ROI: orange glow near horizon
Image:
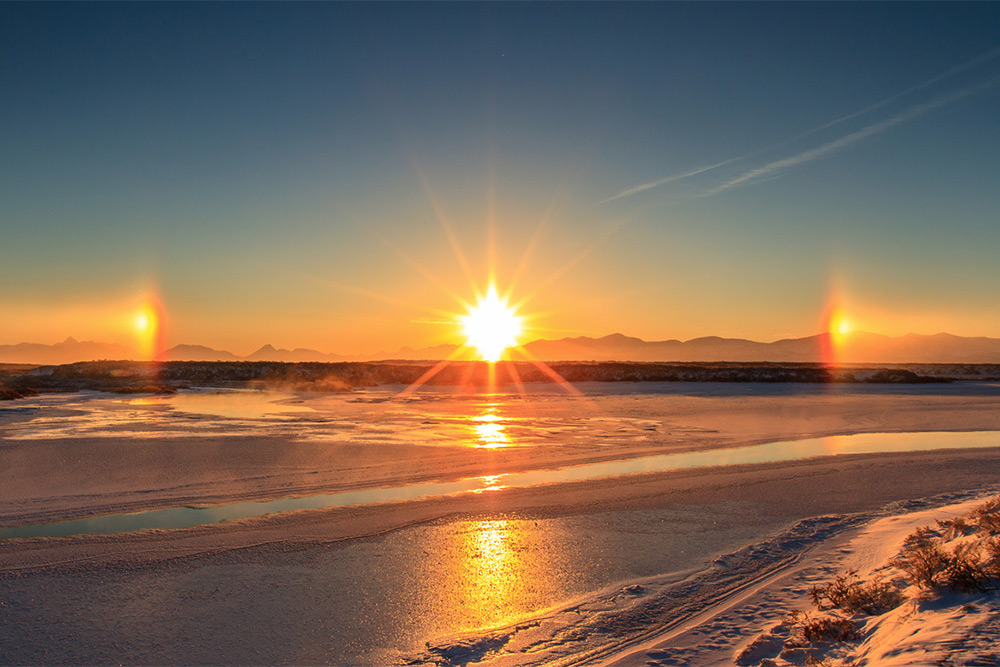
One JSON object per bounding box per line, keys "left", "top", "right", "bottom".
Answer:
{"left": 134, "top": 295, "right": 167, "bottom": 361}
{"left": 461, "top": 284, "right": 523, "bottom": 363}
{"left": 820, "top": 293, "right": 853, "bottom": 366}
{"left": 830, "top": 310, "right": 852, "bottom": 343}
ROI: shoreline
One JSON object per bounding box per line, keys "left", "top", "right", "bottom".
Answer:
{"left": 3, "top": 430, "right": 1000, "bottom": 541}
{"left": 4, "top": 446, "right": 1000, "bottom": 577}
{"left": 6, "top": 387, "right": 1000, "bottom": 528}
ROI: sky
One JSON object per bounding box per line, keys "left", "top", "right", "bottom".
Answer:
{"left": 2, "top": 3, "right": 999, "bottom": 356}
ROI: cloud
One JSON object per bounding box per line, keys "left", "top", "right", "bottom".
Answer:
{"left": 604, "top": 47, "right": 1000, "bottom": 204}
{"left": 600, "top": 157, "right": 741, "bottom": 204}
{"left": 700, "top": 77, "right": 1000, "bottom": 197}
{"left": 780, "top": 46, "right": 1000, "bottom": 147}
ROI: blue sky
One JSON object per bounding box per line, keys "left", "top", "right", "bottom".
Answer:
{"left": 2, "top": 3, "right": 999, "bottom": 353}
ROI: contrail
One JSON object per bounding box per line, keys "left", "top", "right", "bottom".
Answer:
{"left": 700, "top": 77, "right": 1000, "bottom": 197}
{"left": 603, "top": 46, "right": 1000, "bottom": 204}
{"left": 784, "top": 46, "right": 1000, "bottom": 145}
{"left": 600, "top": 157, "right": 741, "bottom": 204}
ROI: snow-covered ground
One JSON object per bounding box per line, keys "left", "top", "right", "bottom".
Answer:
{"left": 396, "top": 493, "right": 1000, "bottom": 666}
{"left": 587, "top": 495, "right": 1000, "bottom": 667}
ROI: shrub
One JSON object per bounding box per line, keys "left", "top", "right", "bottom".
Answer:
{"left": 804, "top": 656, "right": 855, "bottom": 667}
{"left": 937, "top": 516, "right": 973, "bottom": 539}
{"left": 892, "top": 527, "right": 951, "bottom": 588}
{"left": 970, "top": 497, "right": 1000, "bottom": 535}
{"left": 984, "top": 538, "right": 1000, "bottom": 577}
{"left": 946, "top": 542, "right": 989, "bottom": 593}
{"left": 810, "top": 570, "right": 904, "bottom": 615}
{"left": 893, "top": 527, "right": 991, "bottom": 591}
{"left": 786, "top": 610, "right": 860, "bottom": 643}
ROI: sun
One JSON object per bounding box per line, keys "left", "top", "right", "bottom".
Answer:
{"left": 461, "top": 285, "right": 522, "bottom": 362}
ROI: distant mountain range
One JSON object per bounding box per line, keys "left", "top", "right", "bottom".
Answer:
{"left": 0, "top": 338, "right": 136, "bottom": 365}
{"left": 518, "top": 332, "right": 1000, "bottom": 364}
{"left": 162, "top": 343, "right": 347, "bottom": 363}
{"left": 5, "top": 331, "right": 1000, "bottom": 365}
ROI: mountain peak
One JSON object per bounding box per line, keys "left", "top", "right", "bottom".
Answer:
{"left": 598, "top": 333, "right": 642, "bottom": 344}
{"left": 62, "top": 336, "right": 78, "bottom": 345}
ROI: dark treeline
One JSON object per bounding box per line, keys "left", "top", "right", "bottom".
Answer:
{"left": 0, "top": 359, "right": 971, "bottom": 399}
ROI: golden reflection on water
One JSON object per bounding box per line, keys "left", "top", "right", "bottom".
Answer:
{"left": 407, "top": 516, "right": 589, "bottom": 653}
{"left": 455, "top": 519, "right": 527, "bottom": 628}
{"left": 471, "top": 406, "right": 509, "bottom": 448}
{"left": 472, "top": 474, "right": 508, "bottom": 493}
{"left": 128, "top": 397, "right": 163, "bottom": 407}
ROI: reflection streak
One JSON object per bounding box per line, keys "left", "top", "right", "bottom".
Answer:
{"left": 472, "top": 405, "right": 510, "bottom": 448}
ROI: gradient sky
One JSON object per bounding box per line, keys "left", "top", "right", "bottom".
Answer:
{"left": 2, "top": 3, "right": 999, "bottom": 355}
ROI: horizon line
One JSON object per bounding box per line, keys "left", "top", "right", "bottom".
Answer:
{"left": 0, "top": 328, "right": 995, "bottom": 357}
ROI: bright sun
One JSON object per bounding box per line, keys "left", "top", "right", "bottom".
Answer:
{"left": 462, "top": 285, "right": 522, "bottom": 362}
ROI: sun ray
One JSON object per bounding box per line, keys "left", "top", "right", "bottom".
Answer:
{"left": 317, "top": 278, "right": 461, "bottom": 323}
{"left": 510, "top": 347, "right": 584, "bottom": 397}
{"left": 459, "top": 359, "right": 480, "bottom": 388}
{"left": 501, "top": 360, "right": 528, "bottom": 397}
{"left": 503, "top": 176, "right": 589, "bottom": 303}
{"left": 487, "top": 158, "right": 497, "bottom": 292}
{"left": 503, "top": 219, "right": 547, "bottom": 303}
{"left": 511, "top": 214, "right": 635, "bottom": 312}
{"left": 397, "top": 346, "right": 470, "bottom": 397}
{"left": 410, "top": 161, "right": 481, "bottom": 297}
{"left": 385, "top": 242, "right": 473, "bottom": 311}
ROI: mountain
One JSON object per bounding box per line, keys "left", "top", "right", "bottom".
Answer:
{"left": 520, "top": 331, "right": 1000, "bottom": 364}
{"left": 368, "top": 343, "right": 462, "bottom": 361}
{"left": 162, "top": 344, "right": 240, "bottom": 362}
{"left": 245, "top": 344, "right": 345, "bottom": 363}
{"left": 0, "top": 337, "right": 135, "bottom": 365}
{"left": 7, "top": 331, "right": 1000, "bottom": 365}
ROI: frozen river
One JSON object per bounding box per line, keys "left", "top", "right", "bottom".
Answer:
{"left": 3, "top": 383, "right": 1000, "bottom": 664}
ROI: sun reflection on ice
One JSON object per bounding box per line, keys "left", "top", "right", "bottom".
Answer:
{"left": 461, "top": 519, "right": 517, "bottom": 622}
{"left": 128, "top": 397, "right": 162, "bottom": 407}
{"left": 418, "top": 515, "right": 585, "bottom": 639}
{"left": 472, "top": 474, "right": 508, "bottom": 493}
{"left": 471, "top": 405, "right": 510, "bottom": 448}
{"left": 473, "top": 415, "right": 508, "bottom": 448}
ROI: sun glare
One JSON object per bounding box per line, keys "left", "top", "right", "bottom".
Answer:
{"left": 462, "top": 285, "right": 522, "bottom": 362}
{"left": 133, "top": 297, "right": 164, "bottom": 360}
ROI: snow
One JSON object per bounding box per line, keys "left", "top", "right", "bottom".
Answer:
{"left": 593, "top": 496, "right": 1000, "bottom": 667}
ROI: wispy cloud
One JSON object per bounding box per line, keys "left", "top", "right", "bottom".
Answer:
{"left": 701, "top": 77, "right": 999, "bottom": 197}
{"left": 600, "top": 157, "right": 741, "bottom": 204}
{"left": 603, "top": 47, "right": 1000, "bottom": 204}
{"left": 777, "top": 46, "right": 1000, "bottom": 148}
